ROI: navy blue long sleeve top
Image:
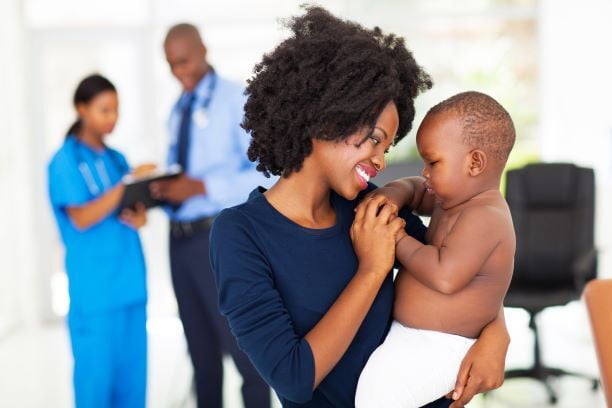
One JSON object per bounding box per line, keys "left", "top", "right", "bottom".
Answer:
{"left": 210, "top": 184, "right": 427, "bottom": 407}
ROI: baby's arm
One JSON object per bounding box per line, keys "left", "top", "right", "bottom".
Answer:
{"left": 366, "top": 177, "right": 435, "bottom": 216}
{"left": 396, "top": 206, "right": 503, "bottom": 294}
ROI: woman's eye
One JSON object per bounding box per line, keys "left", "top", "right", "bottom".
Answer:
{"left": 430, "top": 161, "right": 438, "bottom": 166}
{"left": 369, "top": 136, "right": 380, "bottom": 146}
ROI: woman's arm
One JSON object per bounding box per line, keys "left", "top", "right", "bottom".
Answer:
{"left": 307, "top": 196, "right": 404, "bottom": 386}
{"left": 68, "top": 163, "right": 157, "bottom": 230}
{"left": 449, "top": 308, "right": 510, "bottom": 407}
{"left": 210, "top": 196, "right": 405, "bottom": 402}
{"left": 66, "top": 183, "right": 125, "bottom": 230}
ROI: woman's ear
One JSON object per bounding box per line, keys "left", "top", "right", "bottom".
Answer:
{"left": 468, "top": 149, "right": 487, "bottom": 176}
{"left": 76, "top": 103, "right": 87, "bottom": 119}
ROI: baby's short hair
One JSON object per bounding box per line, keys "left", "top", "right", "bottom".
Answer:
{"left": 428, "top": 91, "right": 515, "bottom": 162}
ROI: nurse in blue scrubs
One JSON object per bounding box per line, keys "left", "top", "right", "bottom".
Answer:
{"left": 48, "top": 74, "right": 149, "bottom": 408}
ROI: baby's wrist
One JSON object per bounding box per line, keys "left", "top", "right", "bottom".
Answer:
{"left": 395, "top": 232, "right": 409, "bottom": 246}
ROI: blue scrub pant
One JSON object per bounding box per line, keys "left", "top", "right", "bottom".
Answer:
{"left": 170, "top": 226, "right": 270, "bottom": 408}
{"left": 68, "top": 303, "right": 147, "bottom": 408}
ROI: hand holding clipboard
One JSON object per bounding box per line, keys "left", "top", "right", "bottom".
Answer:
{"left": 119, "top": 164, "right": 182, "bottom": 211}
{"left": 149, "top": 168, "right": 207, "bottom": 205}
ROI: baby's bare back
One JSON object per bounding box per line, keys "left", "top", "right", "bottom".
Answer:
{"left": 394, "top": 194, "right": 515, "bottom": 338}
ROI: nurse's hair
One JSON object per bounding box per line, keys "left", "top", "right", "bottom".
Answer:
{"left": 243, "top": 5, "right": 432, "bottom": 177}
{"left": 65, "top": 74, "right": 116, "bottom": 138}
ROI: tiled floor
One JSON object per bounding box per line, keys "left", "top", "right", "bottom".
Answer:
{"left": 0, "top": 303, "right": 606, "bottom": 407}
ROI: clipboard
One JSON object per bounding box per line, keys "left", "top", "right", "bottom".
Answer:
{"left": 119, "top": 165, "right": 182, "bottom": 210}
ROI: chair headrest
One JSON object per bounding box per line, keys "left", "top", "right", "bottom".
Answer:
{"left": 522, "top": 163, "right": 578, "bottom": 207}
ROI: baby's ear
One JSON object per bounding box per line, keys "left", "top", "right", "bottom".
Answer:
{"left": 468, "top": 149, "right": 487, "bottom": 176}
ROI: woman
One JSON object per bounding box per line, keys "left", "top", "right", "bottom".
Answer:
{"left": 210, "top": 7, "right": 509, "bottom": 408}
{"left": 48, "top": 74, "right": 149, "bottom": 407}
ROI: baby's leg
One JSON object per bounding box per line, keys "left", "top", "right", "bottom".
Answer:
{"left": 355, "top": 321, "right": 476, "bottom": 408}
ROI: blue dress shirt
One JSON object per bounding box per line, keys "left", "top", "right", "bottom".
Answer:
{"left": 167, "top": 70, "right": 275, "bottom": 221}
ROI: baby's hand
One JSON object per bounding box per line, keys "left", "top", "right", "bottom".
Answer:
{"left": 395, "top": 223, "right": 408, "bottom": 244}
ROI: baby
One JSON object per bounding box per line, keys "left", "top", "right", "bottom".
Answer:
{"left": 355, "top": 91, "right": 516, "bottom": 407}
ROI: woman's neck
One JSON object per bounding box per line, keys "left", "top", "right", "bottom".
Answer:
{"left": 77, "top": 128, "right": 105, "bottom": 151}
{"left": 265, "top": 170, "right": 336, "bottom": 229}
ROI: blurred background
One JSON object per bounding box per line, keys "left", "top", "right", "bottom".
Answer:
{"left": 1, "top": 0, "right": 611, "bottom": 406}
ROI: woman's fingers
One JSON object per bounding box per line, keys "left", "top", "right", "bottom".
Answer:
{"left": 120, "top": 210, "right": 135, "bottom": 227}
{"left": 134, "top": 202, "right": 146, "bottom": 215}
{"left": 353, "top": 196, "right": 370, "bottom": 225}
{"left": 376, "top": 202, "right": 399, "bottom": 224}
{"left": 355, "top": 194, "right": 385, "bottom": 226}
{"left": 364, "top": 195, "right": 388, "bottom": 222}
{"left": 388, "top": 216, "right": 406, "bottom": 235}
{"left": 449, "top": 376, "right": 480, "bottom": 408}
{"left": 451, "top": 359, "right": 472, "bottom": 402}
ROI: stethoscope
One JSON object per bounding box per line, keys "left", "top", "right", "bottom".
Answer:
{"left": 187, "top": 69, "right": 217, "bottom": 129}
{"left": 72, "top": 137, "right": 124, "bottom": 196}
{"left": 172, "top": 69, "right": 217, "bottom": 168}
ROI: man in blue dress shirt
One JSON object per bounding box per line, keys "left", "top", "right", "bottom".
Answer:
{"left": 151, "top": 23, "right": 272, "bottom": 408}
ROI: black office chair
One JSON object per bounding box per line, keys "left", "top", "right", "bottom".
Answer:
{"left": 504, "top": 163, "right": 599, "bottom": 404}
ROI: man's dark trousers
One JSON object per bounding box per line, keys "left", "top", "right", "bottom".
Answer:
{"left": 170, "top": 225, "right": 270, "bottom": 408}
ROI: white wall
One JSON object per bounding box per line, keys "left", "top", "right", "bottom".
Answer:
{"left": 0, "top": 0, "right": 38, "bottom": 337}
{"left": 539, "top": 0, "right": 612, "bottom": 278}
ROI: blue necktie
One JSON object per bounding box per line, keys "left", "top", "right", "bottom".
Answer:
{"left": 171, "top": 93, "right": 195, "bottom": 213}
{"left": 176, "top": 93, "right": 195, "bottom": 171}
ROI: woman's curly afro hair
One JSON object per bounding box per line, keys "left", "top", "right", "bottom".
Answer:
{"left": 243, "top": 5, "right": 432, "bottom": 177}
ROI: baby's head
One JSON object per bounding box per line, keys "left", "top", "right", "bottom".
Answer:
{"left": 416, "top": 91, "right": 515, "bottom": 208}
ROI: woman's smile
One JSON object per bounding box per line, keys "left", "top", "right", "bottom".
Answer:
{"left": 355, "top": 163, "right": 377, "bottom": 189}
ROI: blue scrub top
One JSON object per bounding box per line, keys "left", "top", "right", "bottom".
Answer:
{"left": 48, "top": 136, "right": 147, "bottom": 314}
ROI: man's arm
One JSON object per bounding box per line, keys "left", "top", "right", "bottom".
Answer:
{"left": 395, "top": 207, "right": 502, "bottom": 294}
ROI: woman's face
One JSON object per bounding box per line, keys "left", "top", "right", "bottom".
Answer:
{"left": 312, "top": 101, "right": 399, "bottom": 200}
{"left": 77, "top": 90, "right": 119, "bottom": 137}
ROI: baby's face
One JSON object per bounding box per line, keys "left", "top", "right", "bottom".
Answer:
{"left": 416, "top": 111, "right": 473, "bottom": 209}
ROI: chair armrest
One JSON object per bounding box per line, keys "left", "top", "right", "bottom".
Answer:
{"left": 572, "top": 247, "right": 597, "bottom": 288}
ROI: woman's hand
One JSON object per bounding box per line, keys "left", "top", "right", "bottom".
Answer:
{"left": 351, "top": 195, "right": 405, "bottom": 275}
{"left": 363, "top": 185, "right": 407, "bottom": 211}
{"left": 120, "top": 202, "right": 147, "bottom": 229}
{"left": 131, "top": 163, "right": 157, "bottom": 179}
{"left": 360, "top": 177, "right": 433, "bottom": 216}
{"left": 448, "top": 316, "right": 509, "bottom": 407}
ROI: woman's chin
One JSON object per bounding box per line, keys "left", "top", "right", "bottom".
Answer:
{"left": 335, "top": 184, "right": 361, "bottom": 201}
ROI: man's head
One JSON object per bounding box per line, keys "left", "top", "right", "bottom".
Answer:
{"left": 164, "top": 23, "right": 210, "bottom": 92}
{"left": 416, "top": 91, "right": 515, "bottom": 208}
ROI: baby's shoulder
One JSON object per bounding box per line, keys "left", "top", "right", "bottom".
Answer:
{"left": 456, "top": 202, "right": 511, "bottom": 229}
